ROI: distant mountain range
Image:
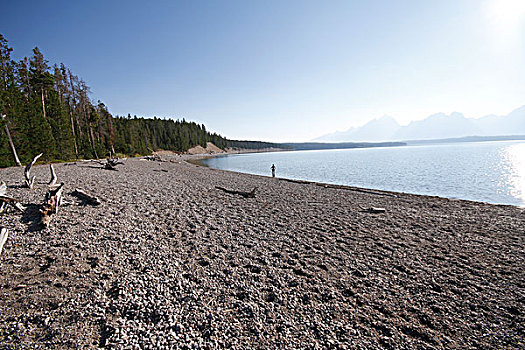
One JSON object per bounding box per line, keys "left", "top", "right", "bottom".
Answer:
{"left": 315, "top": 105, "right": 525, "bottom": 142}
{"left": 284, "top": 141, "right": 406, "bottom": 151}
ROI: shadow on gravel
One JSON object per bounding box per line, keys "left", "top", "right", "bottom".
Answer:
{"left": 8, "top": 182, "right": 52, "bottom": 189}
{"left": 99, "top": 321, "right": 116, "bottom": 348}
{"left": 20, "top": 204, "right": 43, "bottom": 232}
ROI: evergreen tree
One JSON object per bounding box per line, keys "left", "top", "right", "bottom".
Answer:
{"left": 0, "top": 34, "right": 291, "bottom": 166}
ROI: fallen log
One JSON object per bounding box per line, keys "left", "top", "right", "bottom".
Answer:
{"left": 71, "top": 189, "right": 101, "bottom": 206}
{"left": 361, "top": 207, "right": 386, "bottom": 214}
{"left": 216, "top": 186, "right": 257, "bottom": 198}
{"left": 40, "top": 183, "right": 64, "bottom": 228}
{"left": 24, "top": 153, "right": 43, "bottom": 189}
{"left": 0, "top": 228, "right": 8, "bottom": 255}
{"left": 48, "top": 164, "right": 57, "bottom": 186}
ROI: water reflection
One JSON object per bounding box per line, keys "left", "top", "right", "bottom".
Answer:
{"left": 503, "top": 143, "right": 525, "bottom": 206}
{"left": 204, "top": 141, "right": 525, "bottom": 206}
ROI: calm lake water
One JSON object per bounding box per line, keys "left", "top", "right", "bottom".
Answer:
{"left": 202, "top": 141, "right": 525, "bottom": 206}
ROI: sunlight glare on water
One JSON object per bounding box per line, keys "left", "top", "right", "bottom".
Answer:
{"left": 503, "top": 143, "right": 525, "bottom": 206}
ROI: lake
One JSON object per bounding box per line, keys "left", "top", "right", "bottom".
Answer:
{"left": 202, "top": 141, "right": 525, "bottom": 207}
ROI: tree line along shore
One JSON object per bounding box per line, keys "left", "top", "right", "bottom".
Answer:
{"left": 0, "top": 34, "right": 291, "bottom": 168}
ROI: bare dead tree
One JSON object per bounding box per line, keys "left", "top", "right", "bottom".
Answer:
{"left": 65, "top": 67, "right": 79, "bottom": 158}
{"left": 2, "top": 115, "right": 21, "bottom": 167}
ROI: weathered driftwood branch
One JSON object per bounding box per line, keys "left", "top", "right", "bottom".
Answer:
{"left": 0, "top": 181, "right": 24, "bottom": 212}
{"left": 0, "top": 181, "right": 6, "bottom": 196}
{"left": 71, "top": 189, "right": 101, "bottom": 206}
{"left": 361, "top": 207, "right": 386, "bottom": 214}
{"left": 40, "top": 183, "right": 64, "bottom": 228}
{"left": 48, "top": 164, "right": 57, "bottom": 186}
{"left": 144, "top": 155, "right": 166, "bottom": 162}
{"left": 24, "top": 153, "right": 43, "bottom": 189}
{"left": 0, "top": 228, "right": 8, "bottom": 255}
{"left": 96, "top": 157, "right": 124, "bottom": 170}
{"left": 0, "top": 195, "right": 25, "bottom": 212}
{"left": 0, "top": 182, "right": 5, "bottom": 213}
{"left": 216, "top": 186, "right": 257, "bottom": 198}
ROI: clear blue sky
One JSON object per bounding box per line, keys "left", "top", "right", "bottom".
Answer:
{"left": 3, "top": 0, "right": 524, "bottom": 142}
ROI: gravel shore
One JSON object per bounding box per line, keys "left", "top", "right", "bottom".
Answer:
{"left": 0, "top": 156, "right": 523, "bottom": 349}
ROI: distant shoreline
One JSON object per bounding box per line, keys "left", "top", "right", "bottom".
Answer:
{"left": 404, "top": 134, "right": 525, "bottom": 145}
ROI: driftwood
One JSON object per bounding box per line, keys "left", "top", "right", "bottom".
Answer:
{"left": 106, "top": 158, "right": 123, "bottom": 170}
{"left": 0, "top": 181, "right": 24, "bottom": 212}
{"left": 216, "top": 186, "right": 257, "bottom": 198}
{"left": 96, "top": 158, "right": 124, "bottom": 170}
{"left": 0, "top": 228, "right": 8, "bottom": 255}
{"left": 361, "top": 207, "right": 386, "bottom": 214}
{"left": 0, "top": 181, "right": 6, "bottom": 196}
{"left": 0, "top": 195, "right": 25, "bottom": 212}
{"left": 40, "top": 183, "right": 64, "bottom": 228}
{"left": 144, "top": 155, "right": 163, "bottom": 162}
{"left": 24, "top": 153, "right": 43, "bottom": 189}
{"left": 48, "top": 164, "right": 57, "bottom": 186}
{"left": 71, "top": 189, "right": 101, "bottom": 206}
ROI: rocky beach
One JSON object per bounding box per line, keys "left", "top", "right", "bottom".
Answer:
{"left": 0, "top": 156, "right": 523, "bottom": 349}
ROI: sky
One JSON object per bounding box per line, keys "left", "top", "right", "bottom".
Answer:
{"left": 2, "top": 0, "right": 525, "bottom": 142}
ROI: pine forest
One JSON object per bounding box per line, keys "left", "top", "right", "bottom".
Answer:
{"left": 0, "top": 34, "right": 288, "bottom": 167}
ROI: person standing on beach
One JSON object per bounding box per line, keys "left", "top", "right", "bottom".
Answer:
{"left": 271, "top": 164, "right": 276, "bottom": 178}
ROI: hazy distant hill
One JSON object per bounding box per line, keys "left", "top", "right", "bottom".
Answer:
{"left": 284, "top": 141, "right": 406, "bottom": 151}
{"left": 315, "top": 105, "right": 525, "bottom": 142}
{"left": 317, "top": 116, "right": 401, "bottom": 142}
{"left": 392, "top": 112, "right": 481, "bottom": 140}
{"left": 405, "top": 135, "right": 525, "bottom": 145}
